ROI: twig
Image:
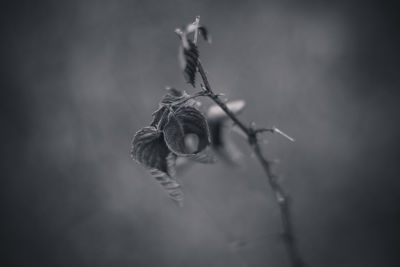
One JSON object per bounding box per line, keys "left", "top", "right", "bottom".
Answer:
{"left": 198, "top": 61, "right": 250, "bottom": 136}
{"left": 197, "top": 59, "right": 305, "bottom": 267}
{"left": 255, "top": 127, "right": 296, "bottom": 142}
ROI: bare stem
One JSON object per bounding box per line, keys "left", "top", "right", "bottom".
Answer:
{"left": 197, "top": 60, "right": 305, "bottom": 267}
{"left": 197, "top": 61, "right": 250, "bottom": 136}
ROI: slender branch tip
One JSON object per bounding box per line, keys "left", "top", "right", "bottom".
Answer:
{"left": 273, "top": 127, "right": 295, "bottom": 142}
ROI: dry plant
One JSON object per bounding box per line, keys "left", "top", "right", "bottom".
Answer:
{"left": 132, "top": 16, "right": 305, "bottom": 267}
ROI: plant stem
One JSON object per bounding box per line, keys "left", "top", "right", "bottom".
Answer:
{"left": 197, "top": 60, "right": 305, "bottom": 267}
{"left": 197, "top": 61, "right": 250, "bottom": 136}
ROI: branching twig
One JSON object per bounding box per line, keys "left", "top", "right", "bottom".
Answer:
{"left": 197, "top": 60, "right": 305, "bottom": 267}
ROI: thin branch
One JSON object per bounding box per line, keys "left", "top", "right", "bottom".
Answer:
{"left": 197, "top": 60, "right": 305, "bottom": 267}
{"left": 256, "top": 127, "right": 296, "bottom": 142}
{"left": 197, "top": 61, "right": 250, "bottom": 136}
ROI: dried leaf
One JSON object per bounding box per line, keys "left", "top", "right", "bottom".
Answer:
{"left": 163, "top": 106, "right": 211, "bottom": 156}
{"left": 178, "top": 40, "right": 199, "bottom": 86}
{"left": 131, "top": 127, "right": 184, "bottom": 205}
{"left": 198, "top": 26, "right": 211, "bottom": 43}
{"left": 132, "top": 126, "right": 170, "bottom": 171}
{"left": 151, "top": 88, "right": 199, "bottom": 130}
{"left": 149, "top": 153, "right": 184, "bottom": 205}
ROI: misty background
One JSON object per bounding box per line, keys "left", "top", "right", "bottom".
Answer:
{"left": 1, "top": 1, "right": 399, "bottom": 266}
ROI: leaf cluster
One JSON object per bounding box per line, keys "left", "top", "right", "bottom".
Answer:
{"left": 132, "top": 88, "right": 214, "bottom": 204}
{"left": 132, "top": 18, "right": 246, "bottom": 205}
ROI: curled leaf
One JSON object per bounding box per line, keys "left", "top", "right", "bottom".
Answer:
{"left": 131, "top": 127, "right": 183, "bottom": 204}
{"left": 149, "top": 153, "right": 184, "bottom": 205}
{"left": 131, "top": 126, "right": 170, "bottom": 171}
{"left": 198, "top": 26, "right": 211, "bottom": 43}
{"left": 163, "top": 106, "right": 210, "bottom": 156}
{"left": 178, "top": 40, "right": 199, "bottom": 86}
{"left": 151, "top": 87, "right": 199, "bottom": 130}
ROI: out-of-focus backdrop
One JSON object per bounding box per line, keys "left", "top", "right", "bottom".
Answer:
{"left": 1, "top": 1, "right": 399, "bottom": 266}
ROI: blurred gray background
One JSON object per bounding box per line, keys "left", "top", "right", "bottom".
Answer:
{"left": 1, "top": 0, "right": 399, "bottom": 266}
